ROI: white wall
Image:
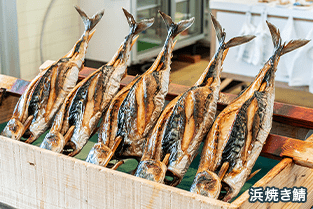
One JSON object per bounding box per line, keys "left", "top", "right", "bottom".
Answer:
{"left": 0, "top": 0, "right": 20, "bottom": 77}
{"left": 16, "top": 0, "right": 80, "bottom": 80}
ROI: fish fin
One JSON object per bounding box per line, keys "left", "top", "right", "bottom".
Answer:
{"left": 281, "top": 39, "right": 310, "bottom": 56}
{"left": 266, "top": 20, "right": 282, "bottom": 50}
{"left": 210, "top": 13, "right": 226, "bottom": 45}
{"left": 122, "top": 8, "right": 154, "bottom": 36}
{"left": 159, "top": 10, "right": 194, "bottom": 39}
{"left": 225, "top": 35, "right": 256, "bottom": 49}
{"left": 74, "top": 6, "right": 104, "bottom": 32}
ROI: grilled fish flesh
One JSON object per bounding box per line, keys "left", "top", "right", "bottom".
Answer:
{"left": 1, "top": 6, "right": 104, "bottom": 143}
{"left": 190, "top": 21, "right": 309, "bottom": 201}
{"left": 135, "top": 14, "right": 255, "bottom": 187}
{"left": 86, "top": 11, "right": 194, "bottom": 167}
{"left": 40, "top": 9, "right": 154, "bottom": 156}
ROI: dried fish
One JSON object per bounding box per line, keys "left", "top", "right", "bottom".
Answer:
{"left": 135, "top": 14, "right": 255, "bottom": 187}
{"left": 86, "top": 11, "right": 194, "bottom": 167}
{"left": 40, "top": 9, "right": 154, "bottom": 156}
{"left": 190, "top": 21, "right": 309, "bottom": 201}
{"left": 1, "top": 6, "right": 104, "bottom": 143}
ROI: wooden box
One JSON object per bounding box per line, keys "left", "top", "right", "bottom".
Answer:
{"left": 0, "top": 68, "right": 313, "bottom": 209}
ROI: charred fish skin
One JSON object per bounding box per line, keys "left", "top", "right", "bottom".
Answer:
{"left": 1, "top": 6, "right": 104, "bottom": 142}
{"left": 135, "top": 14, "right": 255, "bottom": 186}
{"left": 86, "top": 11, "right": 195, "bottom": 167}
{"left": 192, "top": 21, "right": 309, "bottom": 202}
{"left": 40, "top": 9, "right": 154, "bottom": 156}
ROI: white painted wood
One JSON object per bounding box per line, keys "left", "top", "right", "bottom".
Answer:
{"left": 0, "top": 135, "right": 234, "bottom": 209}
{"left": 210, "top": 0, "right": 313, "bottom": 85}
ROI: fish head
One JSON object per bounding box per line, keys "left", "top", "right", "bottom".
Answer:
{"left": 40, "top": 132, "right": 65, "bottom": 152}
{"left": 135, "top": 160, "right": 167, "bottom": 183}
{"left": 1, "top": 118, "right": 25, "bottom": 140}
{"left": 86, "top": 143, "right": 113, "bottom": 166}
{"left": 190, "top": 170, "right": 222, "bottom": 199}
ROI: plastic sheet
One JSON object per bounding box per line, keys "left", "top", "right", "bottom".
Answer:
{"left": 236, "top": 11, "right": 256, "bottom": 64}
{"left": 289, "top": 28, "right": 313, "bottom": 88}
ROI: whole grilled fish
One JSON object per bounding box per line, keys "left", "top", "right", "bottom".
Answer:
{"left": 40, "top": 9, "right": 154, "bottom": 157}
{"left": 134, "top": 14, "right": 255, "bottom": 187}
{"left": 86, "top": 11, "right": 194, "bottom": 167}
{"left": 190, "top": 21, "right": 309, "bottom": 201}
{"left": 1, "top": 6, "right": 104, "bottom": 143}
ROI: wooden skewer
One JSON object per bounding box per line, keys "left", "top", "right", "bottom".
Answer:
{"left": 218, "top": 162, "right": 229, "bottom": 180}
{"left": 64, "top": 126, "right": 75, "bottom": 144}
{"left": 22, "top": 115, "right": 34, "bottom": 142}
{"left": 247, "top": 169, "right": 261, "bottom": 181}
{"left": 103, "top": 136, "right": 123, "bottom": 167}
{"left": 112, "top": 136, "right": 122, "bottom": 153}
{"left": 112, "top": 160, "right": 124, "bottom": 170}
{"left": 162, "top": 153, "right": 171, "bottom": 166}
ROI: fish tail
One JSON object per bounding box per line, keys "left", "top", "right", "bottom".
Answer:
{"left": 122, "top": 8, "right": 154, "bottom": 36}
{"left": 159, "top": 10, "right": 194, "bottom": 39}
{"left": 281, "top": 39, "right": 310, "bottom": 56}
{"left": 266, "top": 20, "right": 309, "bottom": 56}
{"left": 225, "top": 35, "right": 256, "bottom": 49}
{"left": 75, "top": 6, "right": 104, "bottom": 32}
{"left": 210, "top": 13, "right": 255, "bottom": 49}
{"left": 266, "top": 20, "right": 282, "bottom": 51}
{"left": 210, "top": 13, "right": 226, "bottom": 45}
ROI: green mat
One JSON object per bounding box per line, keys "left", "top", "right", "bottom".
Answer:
{"left": 137, "top": 40, "right": 160, "bottom": 52}
{"left": 0, "top": 122, "right": 278, "bottom": 200}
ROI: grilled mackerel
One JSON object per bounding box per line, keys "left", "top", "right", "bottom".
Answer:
{"left": 40, "top": 9, "right": 154, "bottom": 157}
{"left": 190, "top": 21, "right": 309, "bottom": 201}
{"left": 135, "top": 14, "right": 255, "bottom": 187}
{"left": 1, "top": 6, "right": 104, "bottom": 143}
{"left": 86, "top": 11, "right": 194, "bottom": 167}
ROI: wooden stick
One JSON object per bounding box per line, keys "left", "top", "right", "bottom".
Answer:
{"left": 103, "top": 136, "right": 123, "bottom": 167}
{"left": 162, "top": 153, "right": 171, "bottom": 166}
{"left": 112, "top": 160, "right": 124, "bottom": 170}
{"left": 64, "top": 126, "right": 75, "bottom": 144}
{"left": 22, "top": 115, "right": 34, "bottom": 142}
{"left": 262, "top": 134, "right": 313, "bottom": 168}
{"left": 218, "top": 162, "right": 229, "bottom": 180}
{"left": 246, "top": 169, "right": 261, "bottom": 181}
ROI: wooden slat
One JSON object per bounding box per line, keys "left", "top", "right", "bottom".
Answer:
{"left": 0, "top": 135, "right": 236, "bottom": 209}
{"left": 262, "top": 134, "right": 313, "bottom": 168}
{"left": 1, "top": 68, "right": 313, "bottom": 163}
{"left": 2, "top": 69, "right": 313, "bottom": 130}
{"left": 0, "top": 94, "right": 19, "bottom": 123}
{"left": 233, "top": 134, "right": 313, "bottom": 208}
